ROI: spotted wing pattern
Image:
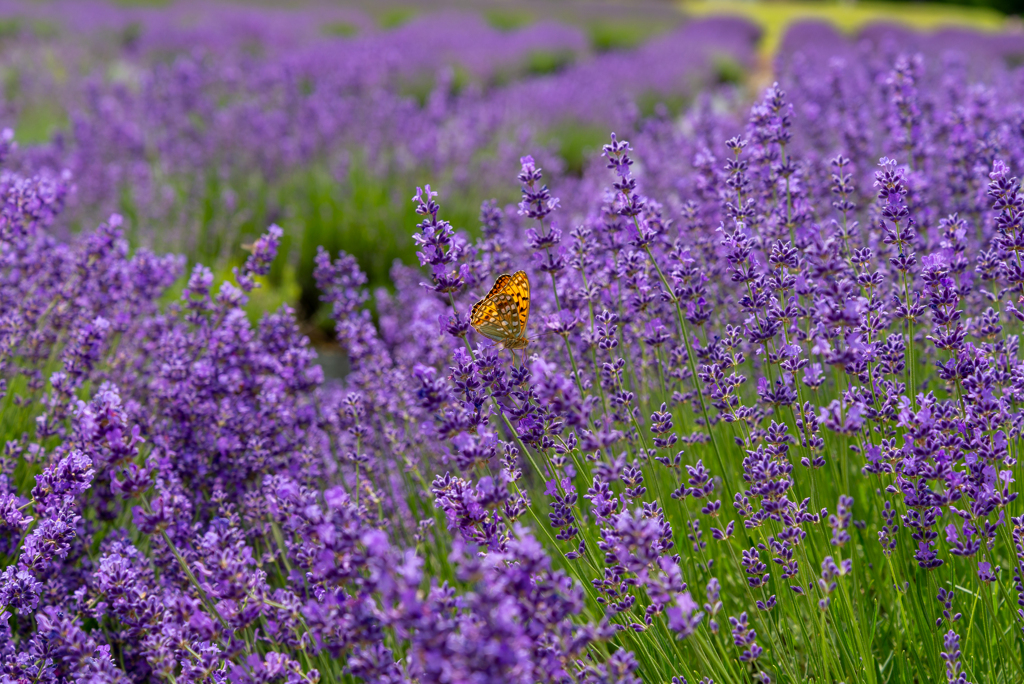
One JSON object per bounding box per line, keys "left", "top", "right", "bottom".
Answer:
{"left": 483, "top": 274, "right": 512, "bottom": 300}
{"left": 503, "top": 270, "right": 530, "bottom": 332}
{"left": 470, "top": 271, "right": 530, "bottom": 349}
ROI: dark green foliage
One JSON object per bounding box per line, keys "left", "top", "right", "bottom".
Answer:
{"left": 635, "top": 90, "right": 693, "bottom": 119}
{"left": 588, "top": 20, "right": 659, "bottom": 53}
{"left": 322, "top": 21, "right": 359, "bottom": 38}
{"left": 484, "top": 9, "right": 534, "bottom": 32}
{"left": 377, "top": 7, "right": 416, "bottom": 29}
{"left": 713, "top": 55, "right": 746, "bottom": 85}
{"left": 541, "top": 122, "right": 609, "bottom": 178}
{"left": 523, "top": 49, "right": 576, "bottom": 76}
{"left": 0, "top": 18, "right": 21, "bottom": 43}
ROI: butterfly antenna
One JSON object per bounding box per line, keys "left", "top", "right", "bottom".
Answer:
{"left": 527, "top": 329, "right": 551, "bottom": 343}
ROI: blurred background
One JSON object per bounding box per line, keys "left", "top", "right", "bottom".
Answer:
{"left": 1, "top": 0, "right": 1022, "bottom": 359}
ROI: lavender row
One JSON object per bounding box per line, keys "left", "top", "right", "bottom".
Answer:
{"left": 4, "top": 11, "right": 1024, "bottom": 684}
{"left": 1, "top": 1, "right": 757, "bottom": 298}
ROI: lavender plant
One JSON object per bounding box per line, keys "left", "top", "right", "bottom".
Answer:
{"left": 337, "top": 52, "right": 1024, "bottom": 684}
{"left": 3, "top": 8, "right": 1024, "bottom": 684}
{"left": 1, "top": 1, "right": 757, "bottom": 304}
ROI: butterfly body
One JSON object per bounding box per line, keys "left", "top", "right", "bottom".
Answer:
{"left": 470, "top": 271, "right": 530, "bottom": 353}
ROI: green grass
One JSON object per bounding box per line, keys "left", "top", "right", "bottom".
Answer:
{"left": 540, "top": 121, "right": 615, "bottom": 178}
{"left": 377, "top": 6, "right": 416, "bottom": 30}
{"left": 712, "top": 54, "right": 746, "bottom": 86}
{"left": 523, "top": 48, "right": 576, "bottom": 76}
{"left": 158, "top": 259, "right": 302, "bottom": 325}
{"left": 588, "top": 19, "right": 671, "bottom": 52}
{"left": 0, "top": 18, "right": 20, "bottom": 42}
{"left": 634, "top": 89, "right": 694, "bottom": 120}
{"left": 395, "top": 66, "right": 471, "bottom": 106}
{"left": 25, "top": 19, "right": 59, "bottom": 40}
{"left": 484, "top": 9, "right": 534, "bottom": 32}
{"left": 488, "top": 48, "right": 580, "bottom": 89}
{"left": 113, "top": 152, "right": 502, "bottom": 330}
{"left": 321, "top": 21, "right": 359, "bottom": 37}
{"left": 12, "top": 100, "right": 68, "bottom": 146}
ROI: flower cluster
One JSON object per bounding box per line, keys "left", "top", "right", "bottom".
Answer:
{"left": 2, "top": 1, "right": 758, "bottom": 303}
{"left": 2, "top": 8, "right": 1024, "bottom": 684}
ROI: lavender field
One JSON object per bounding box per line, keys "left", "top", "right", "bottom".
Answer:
{"left": 3, "top": 1, "right": 1024, "bottom": 682}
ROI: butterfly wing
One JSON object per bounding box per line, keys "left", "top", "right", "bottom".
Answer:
{"left": 483, "top": 274, "right": 512, "bottom": 300}
{"left": 470, "top": 297, "right": 508, "bottom": 342}
{"left": 471, "top": 271, "right": 530, "bottom": 346}
{"left": 506, "top": 271, "right": 530, "bottom": 334}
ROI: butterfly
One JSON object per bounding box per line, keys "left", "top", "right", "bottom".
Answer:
{"left": 470, "top": 271, "right": 531, "bottom": 359}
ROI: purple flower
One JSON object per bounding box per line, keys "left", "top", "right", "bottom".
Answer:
{"left": 666, "top": 592, "right": 704, "bottom": 639}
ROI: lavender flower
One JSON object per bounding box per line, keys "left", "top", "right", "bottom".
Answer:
{"left": 1, "top": 17, "right": 1024, "bottom": 684}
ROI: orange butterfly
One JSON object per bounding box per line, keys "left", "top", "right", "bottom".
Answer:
{"left": 470, "top": 271, "right": 531, "bottom": 360}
